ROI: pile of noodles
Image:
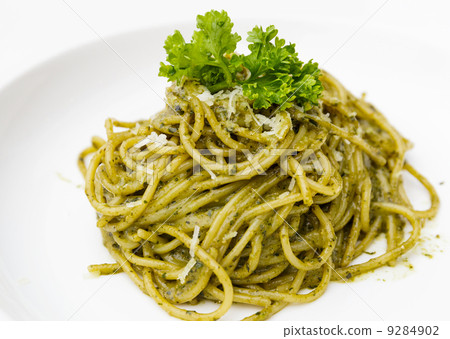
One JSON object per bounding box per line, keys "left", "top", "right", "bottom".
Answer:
{"left": 78, "top": 71, "right": 439, "bottom": 321}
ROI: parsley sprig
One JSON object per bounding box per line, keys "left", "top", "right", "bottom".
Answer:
{"left": 159, "top": 10, "right": 323, "bottom": 110}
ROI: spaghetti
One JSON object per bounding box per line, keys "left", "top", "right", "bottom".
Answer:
{"left": 79, "top": 71, "right": 439, "bottom": 321}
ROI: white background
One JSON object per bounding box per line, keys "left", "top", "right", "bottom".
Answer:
{"left": 1, "top": 0, "right": 449, "bottom": 88}
{"left": 0, "top": 0, "right": 449, "bottom": 337}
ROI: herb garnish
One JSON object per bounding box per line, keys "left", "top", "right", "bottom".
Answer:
{"left": 159, "top": 10, "right": 323, "bottom": 110}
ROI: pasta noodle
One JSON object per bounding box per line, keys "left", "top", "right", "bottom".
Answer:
{"left": 79, "top": 70, "right": 439, "bottom": 321}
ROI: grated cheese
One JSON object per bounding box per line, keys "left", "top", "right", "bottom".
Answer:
{"left": 177, "top": 258, "right": 196, "bottom": 284}
{"left": 133, "top": 132, "right": 168, "bottom": 149}
{"left": 334, "top": 150, "right": 344, "bottom": 162}
{"left": 293, "top": 104, "right": 304, "bottom": 113}
{"left": 255, "top": 114, "right": 273, "bottom": 126}
{"left": 256, "top": 112, "right": 291, "bottom": 139}
{"left": 226, "top": 86, "right": 243, "bottom": 119}
{"left": 190, "top": 225, "right": 200, "bottom": 258}
{"left": 252, "top": 113, "right": 263, "bottom": 126}
{"left": 178, "top": 225, "right": 201, "bottom": 284}
{"left": 196, "top": 88, "right": 215, "bottom": 106}
{"left": 197, "top": 86, "right": 244, "bottom": 119}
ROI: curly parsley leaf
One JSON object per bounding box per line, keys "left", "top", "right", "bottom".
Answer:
{"left": 159, "top": 10, "right": 323, "bottom": 110}
{"left": 159, "top": 30, "right": 191, "bottom": 81}
{"left": 159, "top": 10, "right": 241, "bottom": 92}
{"left": 240, "top": 25, "right": 322, "bottom": 110}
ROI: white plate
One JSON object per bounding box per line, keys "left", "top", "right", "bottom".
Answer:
{"left": 0, "top": 20, "right": 449, "bottom": 321}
